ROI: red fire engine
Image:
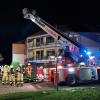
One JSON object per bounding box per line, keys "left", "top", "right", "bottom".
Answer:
{"left": 23, "top": 8, "right": 100, "bottom": 86}
{"left": 43, "top": 62, "right": 100, "bottom": 86}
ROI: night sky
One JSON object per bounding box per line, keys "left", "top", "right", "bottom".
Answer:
{"left": 0, "top": 0, "right": 100, "bottom": 38}
{"left": 0, "top": 0, "right": 100, "bottom": 65}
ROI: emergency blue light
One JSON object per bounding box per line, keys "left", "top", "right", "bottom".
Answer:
{"left": 80, "top": 54, "right": 83, "bottom": 57}
{"left": 83, "top": 49, "right": 91, "bottom": 55}
{"left": 86, "top": 51, "right": 91, "bottom": 56}
{"left": 83, "top": 49, "right": 87, "bottom": 53}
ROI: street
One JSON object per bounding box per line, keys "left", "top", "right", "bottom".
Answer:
{"left": 0, "top": 83, "right": 37, "bottom": 94}
{"left": 0, "top": 82, "right": 100, "bottom": 94}
{"left": 59, "top": 82, "right": 100, "bottom": 90}
{"left": 0, "top": 82, "right": 54, "bottom": 94}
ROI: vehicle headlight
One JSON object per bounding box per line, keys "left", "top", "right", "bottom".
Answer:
{"left": 57, "top": 66, "right": 63, "bottom": 69}
{"left": 68, "top": 68, "right": 75, "bottom": 72}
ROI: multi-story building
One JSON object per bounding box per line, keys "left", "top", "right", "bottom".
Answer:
{"left": 25, "top": 31, "right": 79, "bottom": 64}
{"left": 25, "top": 25, "right": 100, "bottom": 66}
{"left": 26, "top": 31, "right": 58, "bottom": 63}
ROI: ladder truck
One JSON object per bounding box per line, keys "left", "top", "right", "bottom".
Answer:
{"left": 22, "top": 8, "right": 89, "bottom": 64}
{"left": 22, "top": 8, "right": 100, "bottom": 86}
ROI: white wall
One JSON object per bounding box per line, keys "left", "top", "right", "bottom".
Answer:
{"left": 12, "top": 54, "right": 25, "bottom": 64}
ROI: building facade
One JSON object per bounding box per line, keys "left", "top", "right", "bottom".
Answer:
{"left": 26, "top": 33, "right": 59, "bottom": 62}
{"left": 25, "top": 31, "right": 79, "bottom": 64}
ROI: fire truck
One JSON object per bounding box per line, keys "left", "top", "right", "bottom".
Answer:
{"left": 22, "top": 8, "right": 100, "bottom": 86}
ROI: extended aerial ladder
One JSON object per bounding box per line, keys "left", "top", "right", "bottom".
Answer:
{"left": 22, "top": 8, "right": 89, "bottom": 63}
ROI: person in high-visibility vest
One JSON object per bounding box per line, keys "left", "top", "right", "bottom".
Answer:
{"left": 9, "top": 65, "right": 15, "bottom": 86}
{"left": 26, "top": 63, "right": 33, "bottom": 80}
{"left": 16, "top": 64, "right": 23, "bottom": 86}
{"left": 2, "top": 65, "right": 10, "bottom": 84}
{"left": 37, "top": 66, "right": 44, "bottom": 81}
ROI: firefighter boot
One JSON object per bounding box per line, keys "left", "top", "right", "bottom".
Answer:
{"left": 10, "top": 81, "right": 13, "bottom": 86}
{"left": 19, "top": 81, "right": 23, "bottom": 87}
{"left": 2, "top": 81, "right": 4, "bottom": 85}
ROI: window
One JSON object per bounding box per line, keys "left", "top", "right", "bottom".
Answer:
{"left": 36, "top": 37, "right": 44, "bottom": 46}
{"left": 36, "top": 50, "right": 44, "bottom": 60}
{"left": 41, "top": 51, "right": 44, "bottom": 59}
{"left": 41, "top": 37, "right": 44, "bottom": 45}
{"left": 27, "top": 39, "right": 34, "bottom": 47}
{"left": 36, "top": 38, "right": 41, "bottom": 46}
{"left": 28, "top": 50, "right": 34, "bottom": 59}
{"left": 72, "top": 35, "right": 79, "bottom": 42}
{"left": 68, "top": 33, "right": 80, "bottom": 42}
{"left": 47, "top": 50, "right": 55, "bottom": 59}
{"left": 46, "top": 36, "right": 54, "bottom": 45}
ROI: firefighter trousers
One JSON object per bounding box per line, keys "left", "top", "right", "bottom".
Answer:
{"left": 27, "top": 72, "right": 32, "bottom": 78}
{"left": 2, "top": 73, "right": 9, "bottom": 84}
{"left": 9, "top": 74, "right": 15, "bottom": 85}
{"left": 17, "top": 72, "right": 23, "bottom": 84}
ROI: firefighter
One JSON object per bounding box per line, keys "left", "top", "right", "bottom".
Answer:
{"left": 2, "top": 65, "right": 10, "bottom": 84}
{"left": 9, "top": 65, "right": 15, "bottom": 86}
{"left": 79, "top": 62, "right": 86, "bottom": 67}
{"left": 37, "top": 66, "right": 44, "bottom": 81}
{"left": 26, "top": 63, "right": 33, "bottom": 81}
{"left": 16, "top": 64, "right": 23, "bottom": 86}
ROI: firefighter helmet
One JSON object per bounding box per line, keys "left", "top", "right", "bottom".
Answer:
{"left": 10, "top": 65, "right": 13, "bottom": 68}
{"left": 40, "top": 66, "right": 43, "bottom": 69}
{"left": 4, "top": 65, "right": 8, "bottom": 67}
{"left": 79, "top": 62, "right": 85, "bottom": 67}
{"left": 20, "top": 64, "right": 23, "bottom": 66}
{"left": 28, "top": 63, "right": 31, "bottom": 66}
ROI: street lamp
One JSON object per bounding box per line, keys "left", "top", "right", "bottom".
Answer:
{"left": 55, "top": 36, "right": 60, "bottom": 91}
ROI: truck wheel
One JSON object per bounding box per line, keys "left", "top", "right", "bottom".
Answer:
{"left": 67, "top": 77, "right": 77, "bottom": 86}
